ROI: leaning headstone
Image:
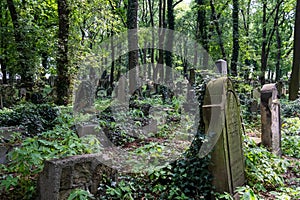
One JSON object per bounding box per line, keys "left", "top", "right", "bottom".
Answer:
{"left": 215, "top": 59, "right": 227, "bottom": 75}
{"left": 37, "top": 154, "right": 118, "bottom": 200}
{"left": 202, "top": 77, "right": 245, "bottom": 194}
{"left": 260, "top": 84, "right": 281, "bottom": 155}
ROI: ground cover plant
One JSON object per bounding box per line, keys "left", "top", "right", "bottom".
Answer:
{"left": 1, "top": 89, "right": 300, "bottom": 199}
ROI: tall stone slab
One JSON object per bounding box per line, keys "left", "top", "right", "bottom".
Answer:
{"left": 260, "top": 84, "right": 281, "bottom": 155}
{"left": 215, "top": 59, "right": 227, "bottom": 75}
{"left": 202, "top": 77, "right": 245, "bottom": 194}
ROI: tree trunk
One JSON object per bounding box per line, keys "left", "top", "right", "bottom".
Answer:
{"left": 110, "top": 30, "right": 115, "bottom": 88}
{"left": 0, "top": 8, "right": 8, "bottom": 84}
{"left": 289, "top": 0, "right": 300, "bottom": 100}
{"left": 260, "top": 1, "right": 267, "bottom": 85}
{"left": 148, "top": 0, "right": 154, "bottom": 80}
{"left": 231, "top": 0, "right": 239, "bottom": 76}
{"left": 6, "top": 0, "right": 32, "bottom": 83}
{"left": 210, "top": 0, "right": 226, "bottom": 60}
{"left": 196, "top": 0, "right": 209, "bottom": 67}
{"left": 127, "top": 0, "right": 138, "bottom": 93}
{"left": 275, "top": 22, "right": 281, "bottom": 82}
{"left": 165, "top": 0, "right": 174, "bottom": 82}
{"left": 56, "top": 0, "right": 71, "bottom": 105}
{"left": 156, "top": 0, "right": 166, "bottom": 82}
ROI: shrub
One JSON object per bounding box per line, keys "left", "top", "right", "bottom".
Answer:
{"left": 244, "top": 137, "right": 288, "bottom": 191}
{"left": 0, "top": 103, "right": 59, "bottom": 136}
{"left": 0, "top": 111, "right": 101, "bottom": 200}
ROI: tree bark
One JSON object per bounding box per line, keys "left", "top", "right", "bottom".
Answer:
{"left": 231, "top": 0, "right": 239, "bottom": 76}
{"left": 6, "top": 0, "right": 32, "bottom": 82}
{"left": 148, "top": 0, "right": 154, "bottom": 80}
{"left": 275, "top": 21, "right": 281, "bottom": 82}
{"left": 196, "top": 0, "right": 209, "bottom": 67}
{"left": 127, "top": 0, "right": 138, "bottom": 93}
{"left": 56, "top": 0, "right": 71, "bottom": 105}
{"left": 260, "top": 0, "right": 267, "bottom": 85}
{"left": 165, "top": 0, "right": 174, "bottom": 82}
{"left": 210, "top": 0, "right": 226, "bottom": 60}
{"left": 289, "top": 0, "right": 300, "bottom": 100}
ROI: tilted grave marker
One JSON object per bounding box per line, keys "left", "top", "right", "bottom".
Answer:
{"left": 260, "top": 83, "right": 281, "bottom": 156}
{"left": 202, "top": 77, "right": 245, "bottom": 194}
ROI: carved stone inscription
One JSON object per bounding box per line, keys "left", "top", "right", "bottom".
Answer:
{"left": 226, "top": 91, "right": 245, "bottom": 190}
{"left": 203, "top": 77, "right": 245, "bottom": 194}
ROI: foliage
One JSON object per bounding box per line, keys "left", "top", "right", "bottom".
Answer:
{"left": 96, "top": 80, "right": 212, "bottom": 199}
{"left": 0, "top": 110, "right": 102, "bottom": 200}
{"left": 243, "top": 136, "right": 288, "bottom": 191}
{"left": 99, "top": 153, "right": 212, "bottom": 199}
{"left": 0, "top": 103, "right": 59, "bottom": 136}
{"left": 281, "top": 117, "right": 300, "bottom": 136}
{"left": 281, "top": 117, "right": 300, "bottom": 158}
{"left": 269, "top": 187, "right": 300, "bottom": 200}
{"left": 216, "top": 185, "right": 260, "bottom": 200}
{"left": 281, "top": 99, "right": 300, "bottom": 118}
{"left": 68, "top": 189, "right": 95, "bottom": 200}
{"left": 282, "top": 135, "right": 300, "bottom": 158}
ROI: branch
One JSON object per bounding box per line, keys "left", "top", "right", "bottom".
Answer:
{"left": 173, "top": 0, "right": 183, "bottom": 8}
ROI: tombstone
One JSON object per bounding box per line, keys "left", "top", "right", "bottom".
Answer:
{"left": 252, "top": 88, "right": 260, "bottom": 100}
{"left": 117, "top": 75, "right": 126, "bottom": 102}
{"left": 215, "top": 59, "right": 227, "bottom": 75}
{"left": 76, "top": 124, "right": 111, "bottom": 147}
{"left": 189, "top": 68, "right": 196, "bottom": 85}
{"left": 260, "top": 84, "right": 281, "bottom": 155}
{"left": 202, "top": 77, "right": 245, "bottom": 195}
{"left": 37, "top": 154, "right": 118, "bottom": 200}
{"left": 0, "top": 126, "right": 26, "bottom": 164}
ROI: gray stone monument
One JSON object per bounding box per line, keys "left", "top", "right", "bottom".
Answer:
{"left": 215, "top": 59, "right": 227, "bottom": 75}
{"left": 260, "top": 84, "right": 281, "bottom": 156}
{"left": 0, "top": 126, "right": 26, "bottom": 164}
{"left": 202, "top": 77, "right": 245, "bottom": 194}
{"left": 37, "top": 154, "right": 118, "bottom": 200}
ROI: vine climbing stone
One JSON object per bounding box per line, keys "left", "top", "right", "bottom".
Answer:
{"left": 202, "top": 77, "right": 245, "bottom": 194}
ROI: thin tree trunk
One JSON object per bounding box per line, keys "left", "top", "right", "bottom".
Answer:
{"left": 275, "top": 22, "right": 281, "bottom": 82}
{"left": 156, "top": 0, "right": 166, "bottom": 82}
{"left": 196, "top": 0, "right": 209, "bottom": 67}
{"left": 110, "top": 30, "right": 115, "bottom": 87}
{"left": 165, "top": 0, "right": 174, "bottom": 82}
{"left": 289, "top": 0, "right": 300, "bottom": 100}
{"left": 148, "top": 0, "right": 154, "bottom": 80}
{"left": 260, "top": 1, "right": 267, "bottom": 85}
{"left": 56, "top": 0, "right": 71, "bottom": 105}
{"left": 210, "top": 0, "right": 226, "bottom": 60}
{"left": 231, "top": 0, "right": 239, "bottom": 76}
{"left": 127, "top": 0, "right": 139, "bottom": 93}
{"left": 6, "top": 0, "right": 32, "bottom": 83}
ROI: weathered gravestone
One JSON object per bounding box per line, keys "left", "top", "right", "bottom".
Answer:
{"left": 202, "top": 77, "right": 245, "bottom": 194}
{"left": 215, "top": 59, "right": 228, "bottom": 75}
{"left": 37, "top": 154, "right": 118, "bottom": 200}
{"left": 76, "top": 124, "right": 112, "bottom": 147}
{"left": 0, "top": 126, "right": 26, "bottom": 164}
{"left": 260, "top": 83, "right": 281, "bottom": 156}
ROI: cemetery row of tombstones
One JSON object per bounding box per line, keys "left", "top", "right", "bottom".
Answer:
{"left": 1, "top": 60, "right": 282, "bottom": 199}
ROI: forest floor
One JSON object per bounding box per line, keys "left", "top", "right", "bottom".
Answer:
{"left": 245, "top": 127, "right": 300, "bottom": 199}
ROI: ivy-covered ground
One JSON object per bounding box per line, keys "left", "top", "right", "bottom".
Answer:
{"left": 0, "top": 87, "right": 300, "bottom": 199}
